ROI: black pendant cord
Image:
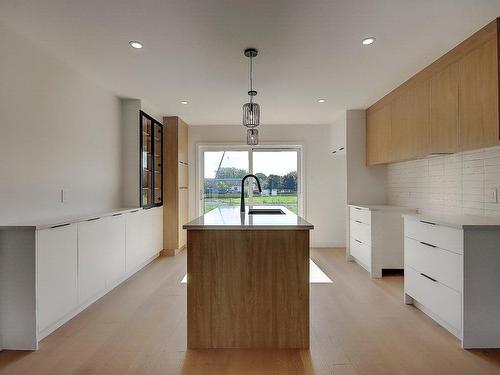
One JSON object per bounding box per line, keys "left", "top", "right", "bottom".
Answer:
{"left": 249, "top": 55, "right": 253, "bottom": 105}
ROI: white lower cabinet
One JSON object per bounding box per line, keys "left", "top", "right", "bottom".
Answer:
{"left": 36, "top": 207, "right": 162, "bottom": 344}
{"left": 37, "top": 224, "right": 78, "bottom": 334}
{"left": 78, "top": 218, "right": 107, "bottom": 304}
{"left": 104, "top": 215, "right": 126, "bottom": 288}
{"left": 348, "top": 205, "right": 416, "bottom": 278}
{"left": 403, "top": 214, "right": 500, "bottom": 349}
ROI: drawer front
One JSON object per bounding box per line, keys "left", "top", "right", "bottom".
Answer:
{"left": 404, "top": 219, "right": 463, "bottom": 254}
{"left": 350, "top": 237, "right": 371, "bottom": 268}
{"left": 405, "top": 237, "right": 462, "bottom": 292}
{"left": 350, "top": 206, "right": 371, "bottom": 225}
{"left": 350, "top": 219, "right": 371, "bottom": 245}
{"left": 405, "top": 265, "right": 461, "bottom": 331}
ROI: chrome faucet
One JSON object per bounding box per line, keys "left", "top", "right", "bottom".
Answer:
{"left": 240, "top": 174, "right": 262, "bottom": 213}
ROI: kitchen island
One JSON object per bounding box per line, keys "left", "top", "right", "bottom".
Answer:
{"left": 183, "top": 205, "right": 313, "bottom": 349}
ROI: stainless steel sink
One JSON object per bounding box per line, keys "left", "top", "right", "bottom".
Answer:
{"left": 248, "top": 208, "right": 285, "bottom": 215}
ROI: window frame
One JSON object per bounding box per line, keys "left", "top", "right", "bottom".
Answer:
{"left": 196, "top": 143, "right": 305, "bottom": 217}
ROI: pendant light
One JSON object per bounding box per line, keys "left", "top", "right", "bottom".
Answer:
{"left": 242, "top": 48, "right": 260, "bottom": 144}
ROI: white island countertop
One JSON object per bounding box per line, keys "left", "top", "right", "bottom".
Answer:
{"left": 183, "top": 206, "right": 314, "bottom": 230}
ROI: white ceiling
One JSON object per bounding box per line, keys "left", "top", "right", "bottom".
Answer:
{"left": 1, "top": 0, "right": 499, "bottom": 125}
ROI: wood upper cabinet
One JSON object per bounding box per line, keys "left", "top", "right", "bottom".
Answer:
{"left": 366, "top": 18, "right": 499, "bottom": 165}
{"left": 366, "top": 105, "right": 392, "bottom": 165}
{"left": 430, "top": 63, "right": 459, "bottom": 154}
{"left": 458, "top": 38, "right": 499, "bottom": 150}
{"left": 391, "top": 81, "right": 430, "bottom": 161}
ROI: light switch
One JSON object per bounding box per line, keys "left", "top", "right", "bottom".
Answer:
{"left": 486, "top": 188, "right": 498, "bottom": 203}
{"left": 61, "top": 189, "right": 68, "bottom": 203}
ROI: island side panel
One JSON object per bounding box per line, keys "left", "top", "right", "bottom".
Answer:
{"left": 187, "top": 229, "right": 310, "bottom": 349}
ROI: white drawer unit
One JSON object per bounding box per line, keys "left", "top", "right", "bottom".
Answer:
{"left": 403, "top": 214, "right": 500, "bottom": 349}
{"left": 349, "top": 237, "right": 371, "bottom": 268}
{"left": 404, "top": 237, "right": 462, "bottom": 292}
{"left": 348, "top": 205, "right": 417, "bottom": 278}
{"left": 405, "top": 265, "right": 461, "bottom": 331}
{"left": 349, "top": 206, "right": 371, "bottom": 225}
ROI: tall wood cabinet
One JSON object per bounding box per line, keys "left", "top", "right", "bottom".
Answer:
{"left": 366, "top": 18, "right": 499, "bottom": 165}
{"left": 163, "top": 116, "right": 189, "bottom": 255}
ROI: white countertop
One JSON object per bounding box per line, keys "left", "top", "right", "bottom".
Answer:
{"left": 350, "top": 204, "right": 417, "bottom": 212}
{"left": 183, "top": 206, "right": 314, "bottom": 230}
{"left": 402, "top": 212, "right": 500, "bottom": 229}
{"left": 0, "top": 207, "right": 145, "bottom": 230}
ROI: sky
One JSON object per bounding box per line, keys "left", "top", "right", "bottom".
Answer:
{"left": 204, "top": 150, "right": 297, "bottom": 178}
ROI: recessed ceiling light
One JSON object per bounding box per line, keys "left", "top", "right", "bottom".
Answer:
{"left": 318, "top": 99, "right": 326, "bottom": 103}
{"left": 362, "top": 37, "right": 376, "bottom": 46}
{"left": 181, "top": 101, "right": 188, "bottom": 105}
{"left": 129, "top": 41, "right": 143, "bottom": 49}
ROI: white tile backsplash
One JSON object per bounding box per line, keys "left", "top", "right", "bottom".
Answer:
{"left": 387, "top": 145, "right": 500, "bottom": 217}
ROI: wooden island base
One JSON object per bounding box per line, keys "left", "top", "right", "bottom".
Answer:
{"left": 187, "top": 229, "right": 310, "bottom": 349}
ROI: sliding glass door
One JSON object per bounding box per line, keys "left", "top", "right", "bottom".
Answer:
{"left": 202, "top": 150, "right": 249, "bottom": 213}
{"left": 200, "top": 146, "right": 302, "bottom": 215}
{"left": 252, "top": 149, "right": 299, "bottom": 214}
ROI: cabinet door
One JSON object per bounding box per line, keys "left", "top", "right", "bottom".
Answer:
{"left": 430, "top": 63, "right": 459, "bottom": 153}
{"left": 391, "top": 90, "right": 412, "bottom": 161}
{"left": 125, "top": 210, "right": 149, "bottom": 272}
{"left": 392, "top": 82, "right": 430, "bottom": 160}
{"left": 104, "top": 215, "right": 126, "bottom": 288}
{"left": 408, "top": 80, "right": 431, "bottom": 158}
{"left": 366, "top": 105, "right": 392, "bottom": 165}
{"left": 37, "top": 224, "right": 78, "bottom": 332}
{"left": 459, "top": 38, "right": 499, "bottom": 150}
{"left": 78, "top": 219, "right": 107, "bottom": 304}
{"left": 178, "top": 188, "right": 188, "bottom": 249}
{"left": 152, "top": 207, "right": 163, "bottom": 255}
{"left": 178, "top": 119, "right": 189, "bottom": 164}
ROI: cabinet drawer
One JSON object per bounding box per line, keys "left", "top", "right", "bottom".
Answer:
{"left": 404, "top": 219, "right": 463, "bottom": 254}
{"left": 405, "top": 237, "right": 462, "bottom": 292}
{"left": 405, "top": 265, "right": 461, "bottom": 331}
{"left": 350, "top": 206, "right": 371, "bottom": 225}
{"left": 350, "top": 237, "right": 371, "bottom": 269}
{"left": 350, "top": 219, "right": 371, "bottom": 245}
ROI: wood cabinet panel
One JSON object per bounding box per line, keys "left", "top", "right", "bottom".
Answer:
{"left": 430, "top": 63, "right": 459, "bottom": 153}
{"left": 389, "top": 81, "right": 430, "bottom": 161}
{"left": 459, "top": 38, "right": 499, "bottom": 150}
{"left": 163, "top": 116, "right": 189, "bottom": 253}
{"left": 178, "top": 188, "right": 188, "bottom": 249}
{"left": 366, "top": 105, "right": 392, "bottom": 165}
{"left": 391, "top": 89, "right": 412, "bottom": 161}
{"left": 408, "top": 80, "right": 431, "bottom": 157}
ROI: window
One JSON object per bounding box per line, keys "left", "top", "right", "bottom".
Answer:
{"left": 198, "top": 145, "right": 304, "bottom": 215}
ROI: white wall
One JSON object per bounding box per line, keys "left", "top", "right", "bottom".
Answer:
{"left": 345, "top": 110, "right": 387, "bottom": 205}
{"left": 188, "top": 124, "right": 347, "bottom": 247}
{"left": 0, "top": 22, "right": 122, "bottom": 223}
{"left": 388, "top": 145, "right": 500, "bottom": 217}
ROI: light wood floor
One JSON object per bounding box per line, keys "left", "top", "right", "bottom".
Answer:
{"left": 1, "top": 248, "right": 500, "bottom": 375}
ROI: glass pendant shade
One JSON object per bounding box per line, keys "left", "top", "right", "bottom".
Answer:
{"left": 247, "top": 128, "right": 259, "bottom": 145}
{"left": 242, "top": 102, "right": 260, "bottom": 127}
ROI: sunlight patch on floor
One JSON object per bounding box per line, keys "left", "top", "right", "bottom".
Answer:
{"left": 309, "top": 258, "right": 333, "bottom": 283}
{"left": 180, "top": 259, "right": 332, "bottom": 284}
